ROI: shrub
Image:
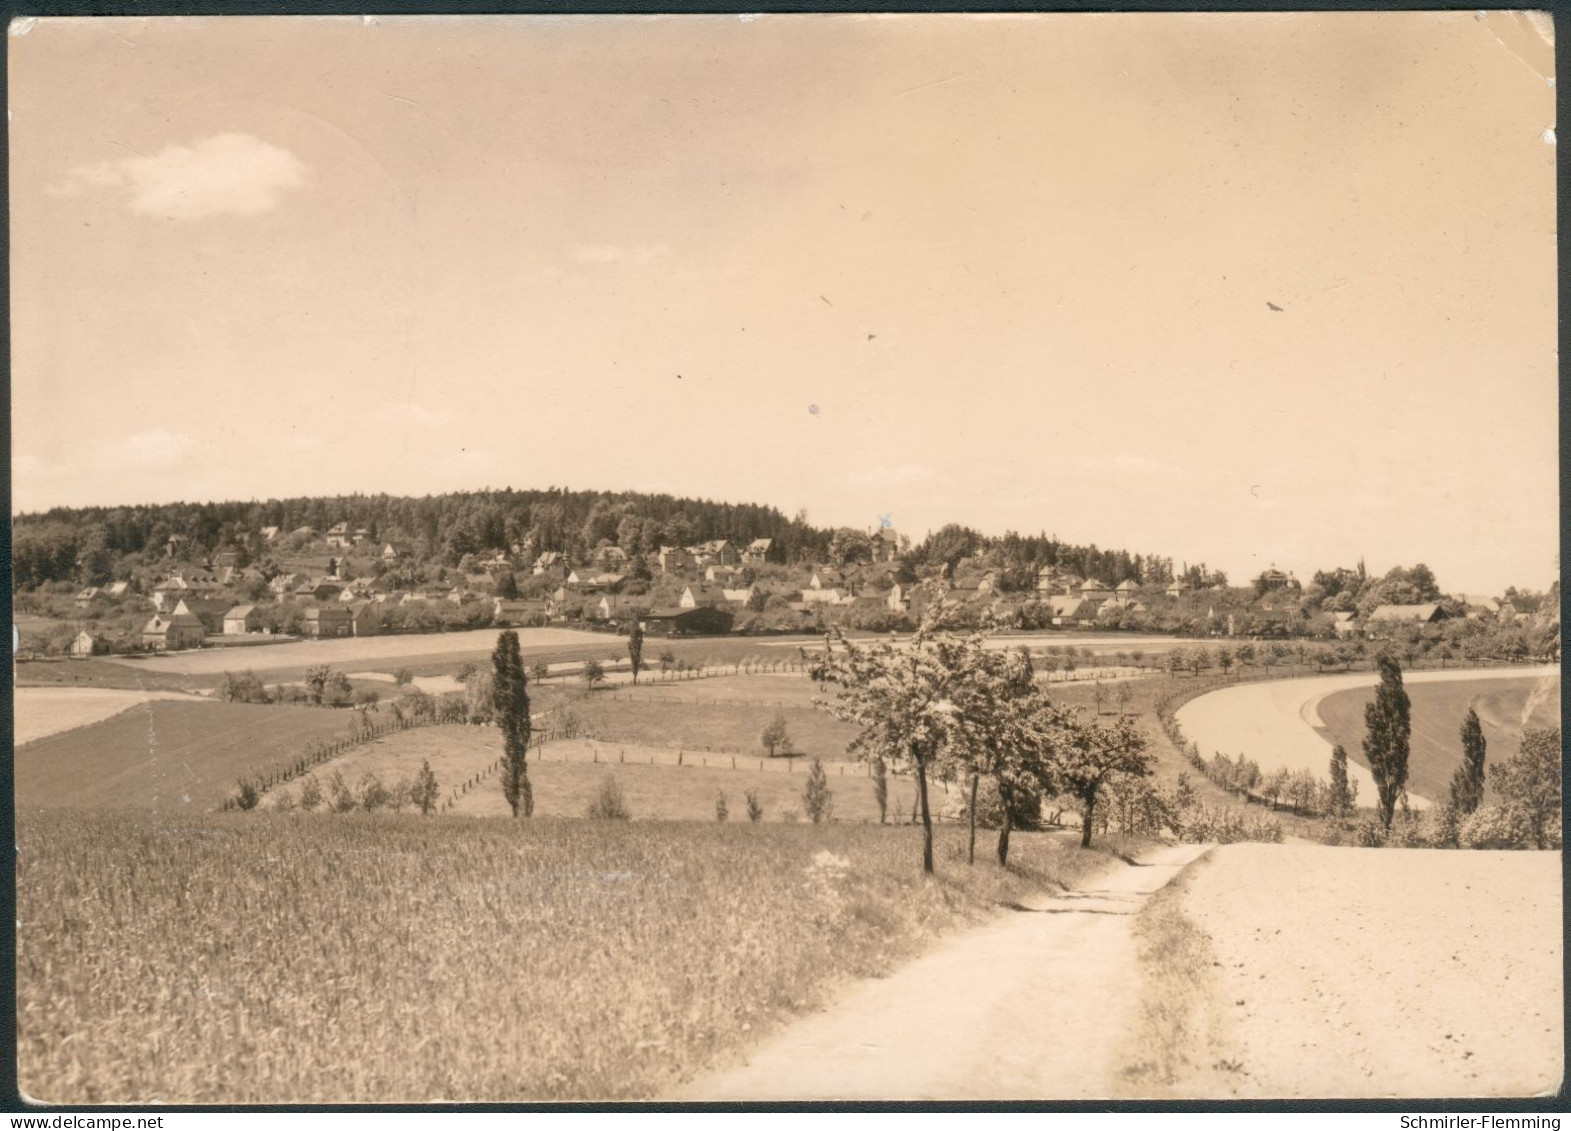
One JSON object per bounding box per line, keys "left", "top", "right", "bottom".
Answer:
{"left": 1458, "top": 804, "right": 1532, "bottom": 850}
{"left": 235, "top": 779, "right": 260, "bottom": 811}
{"left": 411, "top": 760, "right": 439, "bottom": 816}
{"left": 393, "top": 667, "right": 414, "bottom": 687}
{"left": 297, "top": 775, "right": 323, "bottom": 812}
{"left": 803, "top": 758, "right": 833, "bottom": 824}
{"left": 760, "top": 714, "right": 791, "bottom": 758}
{"left": 358, "top": 773, "right": 392, "bottom": 812}
{"left": 714, "top": 791, "right": 729, "bottom": 823}
{"left": 745, "top": 790, "right": 764, "bottom": 822}
{"left": 529, "top": 662, "right": 550, "bottom": 683}
{"left": 586, "top": 774, "right": 631, "bottom": 821}
{"left": 271, "top": 790, "right": 296, "bottom": 813}
{"left": 327, "top": 771, "right": 357, "bottom": 814}
{"left": 1354, "top": 819, "right": 1386, "bottom": 847}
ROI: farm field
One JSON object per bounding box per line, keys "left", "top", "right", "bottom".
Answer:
{"left": 265, "top": 724, "right": 941, "bottom": 823}
{"left": 14, "top": 686, "right": 217, "bottom": 747}
{"left": 15, "top": 811, "right": 1135, "bottom": 1103}
{"left": 1314, "top": 673, "right": 1560, "bottom": 806}
{"left": 1151, "top": 844, "right": 1562, "bottom": 1098}
{"left": 98, "top": 625, "right": 613, "bottom": 677}
{"left": 16, "top": 701, "right": 362, "bottom": 813}
{"left": 14, "top": 656, "right": 206, "bottom": 692}
{"left": 1173, "top": 665, "right": 1558, "bottom": 810}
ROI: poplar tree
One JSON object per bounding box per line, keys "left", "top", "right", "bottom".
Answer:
{"left": 627, "top": 619, "right": 645, "bottom": 685}
{"left": 492, "top": 630, "right": 534, "bottom": 817}
{"left": 1362, "top": 652, "right": 1411, "bottom": 831}
{"left": 1449, "top": 707, "right": 1487, "bottom": 816}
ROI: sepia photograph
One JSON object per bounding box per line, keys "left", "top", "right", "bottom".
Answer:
{"left": 8, "top": 9, "right": 1563, "bottom": 1106}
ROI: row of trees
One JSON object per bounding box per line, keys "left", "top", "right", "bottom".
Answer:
{"left": 810, "top": 611, "right": 1153, "bottom": 872}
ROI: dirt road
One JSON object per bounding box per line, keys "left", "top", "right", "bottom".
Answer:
{"left": 673, "top": 841, "right": 1212, "bottom": 1101}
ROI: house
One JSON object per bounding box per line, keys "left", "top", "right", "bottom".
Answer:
{"left": 566, "top": 569, "right": 602, "bottom": 590}
{"left": 142, "top": 613, "right": 206, "bottom": 652}
{"left": 1047, "top": 595, "right": 1096, "bottom": 626}
{"left": 302, "top": 606, "right": 353, "bottom": 639}
{"left": 692, "top": 540, "right": 740, "bottom": 567}
{"left": 1165, "top": 581, "right": 1191, "bottom": 598}
{"left": 679, "top": 586, "right": 702, "bottom": 609}
{"left": 212, "top": 549, "right": 240, "bottom": 570}
{"left": 481, "top": 551, "right": 517, "bottom": 574}
{"left": 593, "top": 545, "right": 629, "bottom": 571}
{"left": 641, "top": 606, "right": 735, "bottom": 637}
{"left": 657, "top": 546, "right": 694, "bottom": 574}
{"left": 352, "top": 528, "right": 373, "bottom": 546}
{"left": 69, "top": 630, "right": 102, "bottom": 659}
{"left": 269, "top": 572, "right": 308, "bottom": 597}
{"left": 348, "top": 602, "right": 380, "bottom": 637}
{"left": 705, "top": 565, "right": 742, "bottom": 585}
{"left": 532, "top": 551, "right": 568, "bottom": 577}
{"left": 742, "top": 538, "right": 778, "bottom": 565}
{"left": 887, "top": 583, "right": 915, "bottom": 613}
{"left": 1455, "top": 594, "right": 1502, "bottom": 618}
{"left": 325, "top": 522, "right": 353, "bottom": 549}
{"left": 1367, "top": 603, "right": 1449, "bottom": 627}
{"left": 382, "top": 541, "right": 415, "bottom": 562}
{"left": 1253, "top": 566, "right": 1298, "bottom": 593}
{"left": 1079, "top": 579, "right": 1113, "bottom": 604}
{"left": 1035, "top": 567, "right": 1060, "bottom": 593}
{"left": 165, "top": 533, "right": 189, "bottom": 557}
{"left": 493, "top": 598, "right": 547, "bottom": 627}
{"left": 151, "top": 572, "right": 221, "bottom": 611}
{"left": 260, "top": 526, "right": 281, "bottom": 543}
{"left": 1332, "top": 611, "right": 1358, "bottom": 637}
{"left": 223, "top": 605, "right": 262, "bottom": 635}
{"left": 105, "top": 581, "right": 134, "bottom": 599}
{"left": 173, "top": 598, "right": 230, "bottom": 635}
{"left": 593, "top": 594, "right": 624, "bottom": 621}
{"left": 296, "top": 580, "right": 344, "bottom": 603}
{"left": 869, "top": 527, "right": 902, "bottom": 563}
{"left": 722, "top": 586, "right": 764, "bottom": 611}
{"left": 810, "top": 569, "right": 846, "bottom": 591}
{"left": 1115, "top": 580, "right": 1140, "bottom": 599}
{"left": 74, "top": 587, "right": 102, "bottom": 609}
{"left": 800, "top": 587, "right": 844, "bottom": 607}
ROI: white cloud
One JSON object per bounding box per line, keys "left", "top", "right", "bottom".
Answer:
{"left": 573, "top": 243, "right": 671, "bottom": 266}
{"left": 56, "top": 133, "right": 308, "bottom": 219}
{"left": 121, "top": 429, "right": 199, "bottom": 468}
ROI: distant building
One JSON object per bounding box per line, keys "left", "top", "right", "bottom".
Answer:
{"left": 1367, "top": 603, "right": 1449, "bottom": 627}
{"left": 869, "top": 527, "right": 902, "bottom": 563}
{"left": 1164, "top": 580, "right": 1191, "bottom": 598}
{"left": 641, "top": 606, "right": 735, "bottom": 637}
{"left": 742, "top": 538, "right": 779, "bottom": 565}
{"left": 348, "top": 602, "right": 381, "bottom": 637}
{"left": 302, "top": 606, "right": 353, "bottom": 639}
{"left": 69, "top": 630, "right": 101, "bottom": 659}
{"left": 657, "top": 546, "right": 694, "bottom": 574}
{"left": 325, "top": 522, "right": 353, "bottom": 549}
{"left": 142, "top": 613, "right": 205, "bottom": 652}
{"left": 223, "top": 605, "right": 262, "bottom": 634}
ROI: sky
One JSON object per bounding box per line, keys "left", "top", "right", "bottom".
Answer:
{"left": 9, "top": 11, "right": 1558, "bottom": 595}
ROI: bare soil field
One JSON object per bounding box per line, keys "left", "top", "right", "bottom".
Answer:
{"left": 1160, "top": 843, "right": 1562, "bottom": 1098}
{"left": 14, "top": 686, "right": 217, "bottom": 747}
{"left": 1314, "top": 673, "right": 1560, "bottom": 804}
{"left": 1173, "top": 665, "right": 1558, "bottom": 809}
{"left": 100, "top": 626, "right": 612, "bottom": 677}
{"left": 16, "top": 700, "right": 361, "bottom": 812}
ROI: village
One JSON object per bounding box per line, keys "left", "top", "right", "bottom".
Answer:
{"left": 31, "top": 516, "right": 1551, "bottom": 666}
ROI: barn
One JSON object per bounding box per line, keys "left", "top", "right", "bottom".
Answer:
{"left": 640, "top": 606, "right": 735, "bottom": 637}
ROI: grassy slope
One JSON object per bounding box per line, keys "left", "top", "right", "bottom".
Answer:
{"left": 1315, "top": 676, "right": 1559, "bottom": 804}
{"left": 13, "top": 656, "right": 205, "bottom": 692}
{"left": 17, "top": 812, "right": 1136, "bottom": 1104}
{"left": 268, "top": 724, "right": 943, "bottom": 823}
{"left": 15, "top": 701, "right": 360, "bottom": 812}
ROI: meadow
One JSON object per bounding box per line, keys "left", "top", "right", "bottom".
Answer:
{"left": 1314, "top": 674, "right": 1559, "bottom": 804}
{"left": 15, "top": 701, "right": 360, "bottom": 813}
{"left": 16, "top": 812, "right": 1136, "bottom": 1104}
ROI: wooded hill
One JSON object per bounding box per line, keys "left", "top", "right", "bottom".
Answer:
{"left": 13, "top": 488, "right": 1187, "bottom": 593}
